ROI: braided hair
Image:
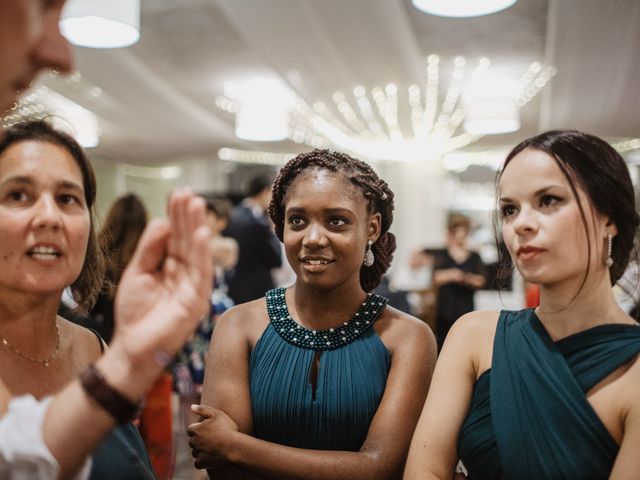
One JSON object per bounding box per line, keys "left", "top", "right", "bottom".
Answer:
{"left": 268, "top": 149, "right": 396, "bottom": 291}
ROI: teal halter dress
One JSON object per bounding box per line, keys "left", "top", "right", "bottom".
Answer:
{"left": 249, "top": 288, "right": 390, "bottom": 451}
{"left": 458, "top": 309, "right": 640, "bottom": 479}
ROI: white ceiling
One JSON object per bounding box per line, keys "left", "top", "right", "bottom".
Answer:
{"left": 38, "top": 0, "right": 640, "bottom": 165}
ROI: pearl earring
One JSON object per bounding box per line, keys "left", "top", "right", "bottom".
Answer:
{"left": 605, "top": 234, "right": 613, "bottom": 268}
{"left": 363, "top": 240, "right": 374, "bottom": 267}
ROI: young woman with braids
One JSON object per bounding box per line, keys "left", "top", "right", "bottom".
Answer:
{"left": 404, "top": 130, "right": 640, "bottom": 479}
{"left": 188, "top": 149, "right": 437, "bottom": 479}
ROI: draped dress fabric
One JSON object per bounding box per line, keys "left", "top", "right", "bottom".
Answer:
{"left": 250, "top": 288, "right": 391, "bottom": 451}
{"left": 458, "top": 309, "right": 640, "bottom": 480}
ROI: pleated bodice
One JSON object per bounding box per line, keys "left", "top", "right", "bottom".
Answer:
{"left": 249, "top": 288, "right": 390, "bottom": 451}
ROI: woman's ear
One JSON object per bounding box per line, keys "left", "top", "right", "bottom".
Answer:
{"left": 368, "top": 213, "right": 382, "bottom": 242}
{"left": 605, "top": 218, "right": 618, "bottom": 237}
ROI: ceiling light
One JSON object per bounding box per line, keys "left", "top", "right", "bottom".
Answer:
{"left": 412, "top": 0, "right": 518, "bottom": 18}
{"left": 60, "top": 0, "right": 140, "bottom": 48}
{"left": 464, "top": 97, "right": 520, "bottom": 135}
{"left": 225, "top": 77, "right": 295, "bottom": 142}
{"left": 235, "top": 101, "right": 289, "bottom": 142}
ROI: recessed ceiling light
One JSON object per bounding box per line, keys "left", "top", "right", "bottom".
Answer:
{"left": 411, "top": 0, "right": 518, "bottom": 18}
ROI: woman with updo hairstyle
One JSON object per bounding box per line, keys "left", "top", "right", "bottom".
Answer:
{"left": 405, "top": 130, "right": 640, "bottom": 479}
{"left": 189, "top": 149, "right": 437, "bottom": 479}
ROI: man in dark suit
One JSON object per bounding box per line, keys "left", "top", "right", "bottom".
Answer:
{"left": 225, "top": 174, "right": 282, "bottom": 304}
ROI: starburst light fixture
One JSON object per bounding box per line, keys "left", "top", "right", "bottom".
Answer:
{"left": 216, "top": 55, "right": 555, "bottom": 163}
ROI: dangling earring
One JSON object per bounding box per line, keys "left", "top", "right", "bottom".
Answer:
{"left": 605, "top": 233, "right": 613, "bottom": 267}
{"left": 363, "top": 240, "right": 374, "bottom": 267}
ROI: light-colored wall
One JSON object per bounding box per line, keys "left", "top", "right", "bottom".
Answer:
{"left": 91, "top": 155, "right": 232, "bottom": 223}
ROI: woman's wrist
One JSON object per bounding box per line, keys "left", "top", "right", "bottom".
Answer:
{"left": 94, "top": 343, "right": 159, "bottom": 403}
{"left": 224, "top": 430, "right": 248, "bottom": 466}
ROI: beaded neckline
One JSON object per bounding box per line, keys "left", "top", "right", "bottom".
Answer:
{"left": 265, "top": 288, "right": 388, "bottom": 351}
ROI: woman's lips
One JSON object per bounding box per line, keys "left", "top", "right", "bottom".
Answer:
{"left": 517, "top": 246, "right": 545, "bottom": 260}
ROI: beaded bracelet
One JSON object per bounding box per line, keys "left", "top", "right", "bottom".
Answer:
{"left": 79, "top": 363, "right": 142, "bottom": 424}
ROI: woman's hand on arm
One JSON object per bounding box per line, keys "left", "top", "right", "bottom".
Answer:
{"left": 192, "top": 306, "right": 262, "bottom": 477}
{"left": 404, "top": 313, "right": 491, "bottom": 480}
{"left": 433, "top": 268, "right": 465, "bottom": 286}
{"left": 461, "top": 272, "right": 485, "bottom": 290}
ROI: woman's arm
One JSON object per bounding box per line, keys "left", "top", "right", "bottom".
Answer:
{"left": 432, "top": 268, "right": 465, "bottom": 287}
{"left": 610, "top": 404, "right": 640, "bottom": 479}
{"left": 461, "top": 271, "right": 485, "bottom": 289}
{"left": 403, "top": 312, "right": 495, "bottom": 480}
{"left": 609, "top": 359, "right": 640, "bottom": 479}
{"left": 190, "top": 312, "right": 437, "bottom": 479}
{"left": 196, "top": 304, "right": 261, "bottom": 478}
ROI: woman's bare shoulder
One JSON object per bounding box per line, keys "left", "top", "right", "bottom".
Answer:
{"left": 451, "top": 310, "right": 501, "bottom": 337}
{"left": 215, "top": 298, "right": 270, "bottom": 344}
{"left": 376, "top": 307, "right": 437, "bottom": 354}
{"left": 58, "top": 318, "right": 104, "bottom": 364}
{"left": 444, "top": 310, "right": 501, "bottom": 376}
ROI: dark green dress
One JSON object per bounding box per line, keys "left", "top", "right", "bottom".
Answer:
{"left": 86, "top": 329, "right": 156, "bottom": 480}
{"left": 249, "top": 288, "right": 390, "bottom": 451}
{"left": 458, "top": 309, "right": 640, "bottom": 479}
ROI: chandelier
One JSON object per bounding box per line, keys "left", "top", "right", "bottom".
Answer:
{"left": 216, "top": 55, "right": 555, "bottom": 163}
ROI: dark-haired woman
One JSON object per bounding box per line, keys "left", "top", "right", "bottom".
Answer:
{"left": 404, "top": 130, "right": 640, "bottom": 479}
{"left": 188, "top": 150, "right": 437, "bottom": 479}
{"left": 0, "top": 121, "right": 156, "bottom": 479}
{"left": 89, "top": 193, "right": 148, "bottom": 344}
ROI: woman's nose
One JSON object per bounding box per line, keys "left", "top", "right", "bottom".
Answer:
{"left": 32, "top": 195, "right": 62, "bottom": 230}
{"left": 302, "top": 223, "right": 327, "bottom": 247}
{"left": 512, "top": 205, "right": 537, "bottom": 235}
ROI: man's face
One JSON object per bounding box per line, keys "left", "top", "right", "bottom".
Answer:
{"left": 0, "top": 0, "right": 73, "bottom": 112}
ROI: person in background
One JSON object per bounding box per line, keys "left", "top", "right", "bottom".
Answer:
{"left": 224, "top": 174, "right": 282, "bottom": 304}
{"left": 188, "top": 149, "right": 436, "bottom": 479}
{"left": 404, "top": 130, "right": 640, "bottom": 479}
{"left": 91, "top": 193, "right": 148, "bottom": 344}
{"left": 0, "top": 2, "right": 212, "bottom": 479}
{"left": 175, "top": 197, "right": 237, "bottom": 424}
{"left": 432, "top": 213, "right": 485, "bottom": 349}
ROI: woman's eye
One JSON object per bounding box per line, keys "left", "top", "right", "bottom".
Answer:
{"left": 539, "top": 195, "right": 559, "bottom": 207}
{"left": 288, "top": 216, "right": 305, "bottom": 226}
{"left": 59, "top": 194, "right": 79, "bottom": 205}
{"left": 329, "top": 217, "right": 347, "bottom": 227}
{"left": 500, "top": 204, "right": 517, "bottom": 218}
{"left": 8, "top": 191, "right": 27, "bottom": 202}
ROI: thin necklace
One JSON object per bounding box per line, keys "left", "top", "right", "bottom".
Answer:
{"left": 1, "top": 323, "right": 61, "bottom": 367}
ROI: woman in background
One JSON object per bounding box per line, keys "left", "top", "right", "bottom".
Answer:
{"left": 404, "top": 130, "right": 640, "bottom": 479}
{"left": 90, "top": 193, "right": 148, "bottom": 344}
{"left": 431, "top": 213, "right": 485, "bottom": 349}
